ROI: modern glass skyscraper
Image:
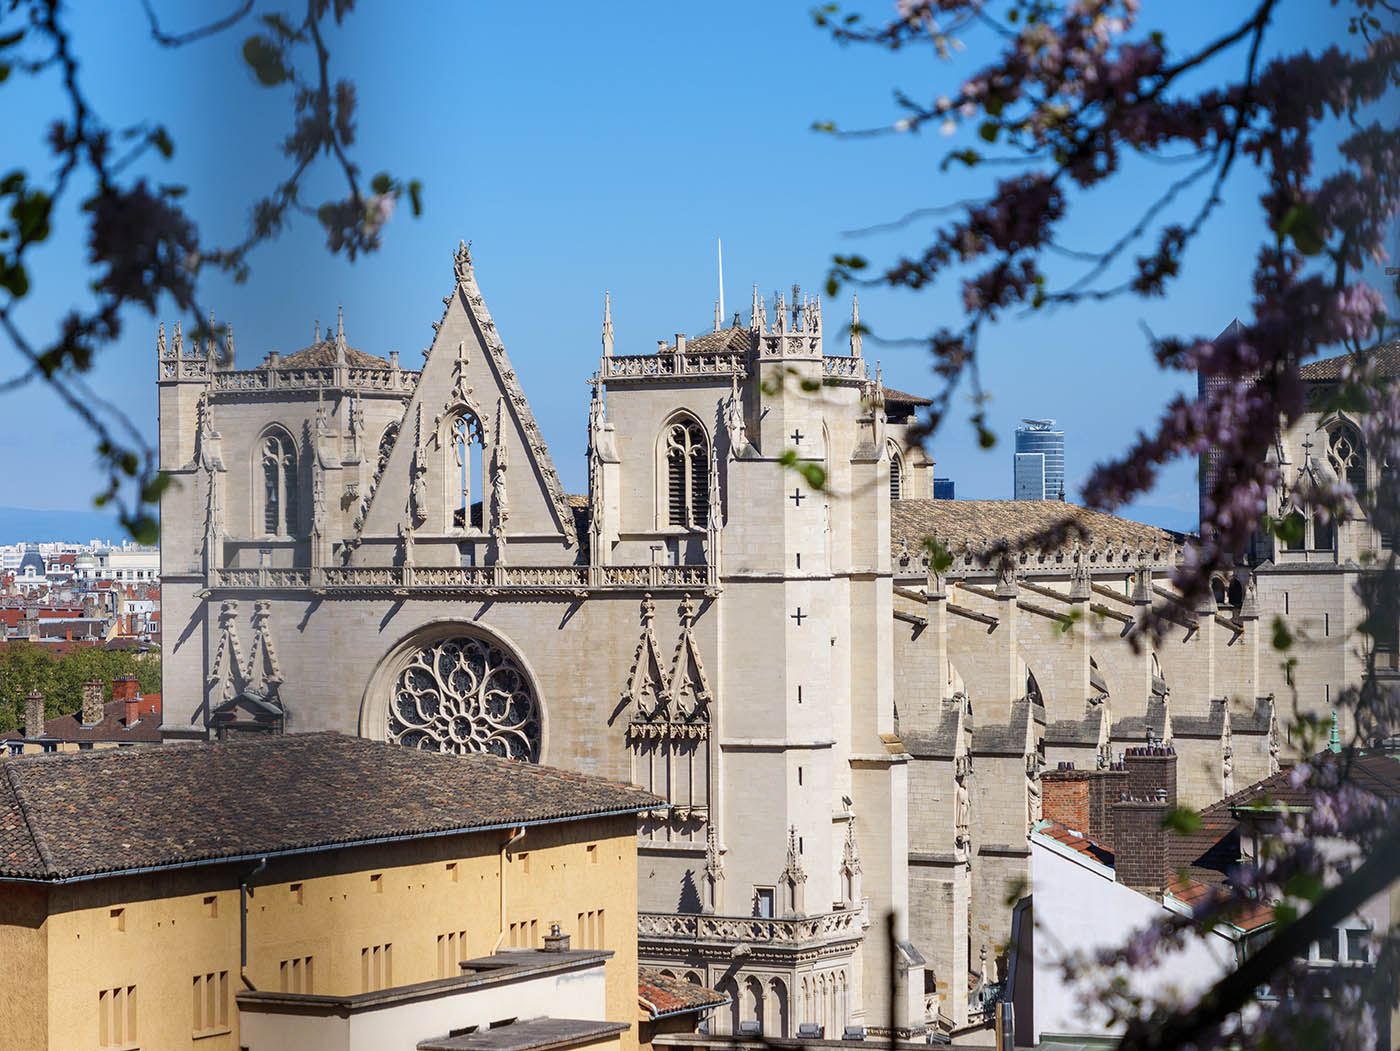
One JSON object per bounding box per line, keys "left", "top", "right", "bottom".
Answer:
{"left": 1014, "top": 419, "right": 1065, "bottom": 500}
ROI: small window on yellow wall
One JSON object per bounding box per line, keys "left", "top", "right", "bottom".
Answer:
{"left": 519, "top": 852, "right": 530, "bottom": 874}
{"left": 446, "top": 861, "right": 459, "bottom": 882}
{"left": 438, "top": 930, "right": 468, "bottom": 977}
{"left": 370, "top": 872, "right": 383, "bottom": 893}
{"left": 586, "top": 844, "right": 597, "bottom": 864}
{"left": 361, "top": 944, "right": 393, "bottom": 992}
{"left": 290, "top": 882, "right": 304, "bottom": 905}
{"left": 203, "top": 895, "right": 218, "bottom": 918}
{"left": 97, "top": 985, "right": 136, "bottom": 1048}
{"left": 279, "top": 956, "right": 313, "bottom": 994}
{"left": 109, "top": 907, "right": 125, "bottom": 932}
{"left": 192, "top": 971, "right": 229, "bottom": 1034}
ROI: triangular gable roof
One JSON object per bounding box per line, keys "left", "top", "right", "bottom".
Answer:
{"left": 358, "top": 243, "right": 576, "bottom": 546}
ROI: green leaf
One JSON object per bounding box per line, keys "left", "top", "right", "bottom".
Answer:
{"left": 1161, "top": 806, "right": 1202, "bottom": 835}
{"left": 407, "top": 179, "right": 423, "bottom": 216}
{"left": 978, "top": 121, "right": 1000, "bottom": 143}
{"left": 242, "top": 35, "right": 290, "bottom": 86}
{"left": 122, "top": 513, "right": 160, "bottom": 546}
{"left": 1271, "top": 615, "right": 1294, "bottom": 652}
{"left": 370, "top": 172, "right": 393, "bottom": 195}
{"left": 0, "top": 260, "right": 28, "bottom": 297}
{"left": 1283, "top": 871, "right": 1326, "bottom": 903}
{"left": 921, "top": 536, "right": 953, "bottom": 572}
{"left": 984, "top": 96, "right": 1004, "bottom": 117}
{"left": 0, "top": 30, "right": 24, "bottom": 49}
{"left": 0, "top": 64, "right": 10, "bottom": 85}
{"left": 778, "top": 450, "right": 798, "bottom": 467}
{"left": 799, "top": 462, "right": 827, "bottom": 491}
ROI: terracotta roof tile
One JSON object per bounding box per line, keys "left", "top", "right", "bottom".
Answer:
{"left": 890, "top": 499, "right": 1178, "bottom": 559}
{"left": 1034, "top": 819, "right": 1114, "bottom": 868}
{"left": 260, "top": 338, "right": 389, "bottom": 369}
{"left": 638, "top": 968, "right": 729, "bottom": 1018}
{"left": 0, "top": 733, "right": 660, "bottom": 881}
{"left": 1298, "top": 341, "right": 1400, "bottom": 381}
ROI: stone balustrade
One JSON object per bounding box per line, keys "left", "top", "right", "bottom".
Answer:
{"left": 211, "top": 563, "right": 712, "bottom": 592}
{"left": 636, "top": 904, "right": 866, "bottom": 948}
{"left": 210, "top": 366, "right": 420, "bottom": 394}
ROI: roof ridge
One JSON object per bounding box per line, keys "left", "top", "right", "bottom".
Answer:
{"left": 4, "top": 762, "right": 54, "bottom": 877}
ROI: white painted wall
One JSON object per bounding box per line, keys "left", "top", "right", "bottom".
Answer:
{"left": 237, "top": 960, "right": 608, "bottom": 1051}
{"left": 1030, "top": 835, "right": 1237, "bottom": 1043}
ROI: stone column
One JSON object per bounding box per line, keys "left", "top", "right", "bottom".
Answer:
{"left": 81, "top": 680, "right": 104, "bottom": 726}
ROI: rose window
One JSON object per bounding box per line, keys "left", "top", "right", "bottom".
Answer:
{"left": 388, "top": 635, "right": 541, "bottom": 761}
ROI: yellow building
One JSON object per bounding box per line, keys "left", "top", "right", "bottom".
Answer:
{"left": 0, "top": 732, "right": 657, "bottom": 1051}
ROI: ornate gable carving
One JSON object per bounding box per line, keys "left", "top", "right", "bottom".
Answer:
{"left": 244, "top": 600, "right": 284, "bottom": 698}
{"left": 623, "top": 594, "right": 670, "bottom": 721}
{"left": 208, "top": 600, "right": 245, "bottom": 709}
{"left": 669, "top": 594, "right": 712, "bottom": 720}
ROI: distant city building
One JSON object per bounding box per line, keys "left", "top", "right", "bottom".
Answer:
{"left": 1014, "top": 419, "right": 1065, "bottom": 500}
{"left": 933, "top": 477, "right": 955, "bottom": 500}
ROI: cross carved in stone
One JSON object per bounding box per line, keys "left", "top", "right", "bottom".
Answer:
{"left": 791, "top": 607, "right": 806, "bottom": 625}
{"left": 790, "top": 429, "right": 804, "bottom": 445}
{"left": 790, "top": 489, "right": 805, "bottom": 506}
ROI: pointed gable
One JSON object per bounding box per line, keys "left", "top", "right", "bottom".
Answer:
{"left": 358, "top": 242, "right": 577, "bottom": 548}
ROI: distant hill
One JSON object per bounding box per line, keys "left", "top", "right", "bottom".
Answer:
{"left": 0, "top": 506, "right": 126, "bottom": 546}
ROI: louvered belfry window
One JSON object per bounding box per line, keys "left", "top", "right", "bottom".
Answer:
{"left": 666, "top": 420, "right": 709, "bottom": 528}
{"left": 888, "top": 443, "right": 903, "bottom": 502}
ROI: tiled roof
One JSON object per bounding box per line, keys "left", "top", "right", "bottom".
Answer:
{"left": 891, "top": 499, "right": 1178, "bottom": 558}
{"left": 0, "top": 695, "right": 163, "bottom": 744}
{"left": 0, "top": 732, "right": 660, "bottom": 881}
{"left": 1298, "top": 341, "right": 1400, "bottom": 380}
{"left": 1165, "top": 873, "right": 1274, "bottom": 932}
{"left": 260, "top": 337, "right": 389, "bottom": 369}
{"left": 663, "top": 326, "right": 758, "bottom": 356}
{"left": 1034, "top": 820, "right": 1114, "bottom": 868}
{"left": 883, "top": 386, "right": 932, "bottom": 407}
{"left": 638, "top": 968, "right": 730, "bottom": 1018}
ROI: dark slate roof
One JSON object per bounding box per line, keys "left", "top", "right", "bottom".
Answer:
{"left": 261, "top": 337, "right": 389, "bottom": 369}
{"left": 638, "top": 968, "right": 731, "bottom": 1019}
{"left": 419, "top": 1019, "right": 630, "bottom": 1051}
{"left": 1298, "top": 341, "right": 1400, "bottom": 381}
{"left": 890, "top": 499, "right": 1177, "bottom": 558}
{"left": 1112, "top": 696, "right": 1171, "bottom": 742}
{"left": 1, "top": 696, "right": 163, "bottom": 744}
{"left": 1044, "top": 708, "right": 1103, "bottom": 747}
{"left": 0, "top": 732, "right": 660, "bottom": 881}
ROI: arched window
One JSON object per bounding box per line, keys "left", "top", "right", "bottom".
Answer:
{"left": 1312, "top": 510, "right": 1335, "bottom": 551}
{"left": 1283, "top": 509, "right": 1306, "bottom": 551}
{"left": 376, "top": 422, "right": 398, "bottom": 480}
{"left": 1327, "top": 423, "right": 1367, "bottom": 502}
{"left": 450, "top": 412, "right": 484, "bottom": 530}
{"left": 260, "top": 429, "right": 297, "bottom": 536}
{"left": 888, "top": 442, "right": 904, "bottom": 502}
{"left": 665, "top": 418, "right": 709, "bottom": 528}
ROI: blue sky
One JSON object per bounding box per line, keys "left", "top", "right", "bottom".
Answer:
{"left": 1, "top": 1, "right": 1383, "bottom": 533}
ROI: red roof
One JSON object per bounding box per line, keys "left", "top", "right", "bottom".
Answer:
{"left": 1034, "top": 819, "right": 1114, "bottom": 868}
{"left": 638, "top": 969, "right": 730, "bottom": 1019}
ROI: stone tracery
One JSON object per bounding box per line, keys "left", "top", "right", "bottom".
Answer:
{"left": 388, "top": 634, "right": 541, "bottom": 761}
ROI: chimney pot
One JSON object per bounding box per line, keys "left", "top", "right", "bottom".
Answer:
{"left": 675, "top": 333, "right": 687, "bottom": 354}
{"left": 542, "top": 923, "right": 570, "bottom": 952}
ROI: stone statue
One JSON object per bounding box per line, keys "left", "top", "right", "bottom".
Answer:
{"left": 954, "top": 755, "right": 972, "bottom": 854}
{"left": 724, "top": 374, "right": 746, "bottom": 451}
{"left": 1025, "top": 749, "right": 1044, "bottom": 833}
{"left": 399, "top": 522, "right": 415, "bottom": 568}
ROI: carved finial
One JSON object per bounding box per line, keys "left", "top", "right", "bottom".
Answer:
{"left": 207, "top": 309, "right": 216, "bottom": 356}
{"left": 602, "top": 291, "right": 614, "bottom": 358}
{"left": 791, "top": 283, "right": 801, "bottom": 329}
{"left": 680, "top": 592, "right": 696, "bottom": 628}
{"left": 224, "top": 322, "right": 235, "bottom": 367}
{"left": 456, "top": 239, "right": 473, "bottom": 270}
{"left": 850, "top": 294, "right": 862, "bottom": 358}
{"left": 157, "top": 322, "right": 167, "bottom": 357}
{"left": 714, "top": 299, "right": 722, "bottom": 333}
{"left": 641, "top": 592, "right": 655, "bottom": 627}
{"left": 173, "top": 320, "right": 183, "bottom": 355}
{"left": 751, "top": 285, "right": 762, "bottom": 332}
{"left": 314, "top": 318, "right": 320, "bottom": 343}
{"left": 1069, "top": 559, "right": 1091, "bottom": 601}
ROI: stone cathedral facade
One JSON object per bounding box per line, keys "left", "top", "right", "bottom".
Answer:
{"left": 157, "top": 242, "right": 1391, "bottom": 1038}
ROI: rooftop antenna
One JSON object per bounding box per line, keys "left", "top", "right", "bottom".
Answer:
{"left": 717, "top": 238, "right": 725, "bottom": 332}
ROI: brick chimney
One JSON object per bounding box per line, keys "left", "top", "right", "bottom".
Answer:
{"left": 25, "top": 690, "right": 45, "bottom": 741}
{"left": 1111, "top": 790, "right": 1169, "bottom": 895}
{"left": 113, "top": 676, "right": 140, "bottom": 726}
{"left": 1041, "top": 765, "right": 1091, "bottom": 832}
{"left": 81, "top": 680, "right": 104, "bottom": 726}
{"left": 1123, "top": 745, "right": 1177, "bottom": 809}
{"left": 1087, "top": 764, "right": 1129, "bottom": 851}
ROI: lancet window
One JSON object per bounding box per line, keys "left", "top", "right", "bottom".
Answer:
{"left": 376, "top": 422, "right": 398, "bottom": 480}
{"left": 888, "top": 442, "right": 904, "bottom": 502}
{"left": 449, "top": 412, "right": 484, "bottom": 530}
{"left": 1327, "top": 423, "right": 1367, "bottom": 502}
{"left": 665, "top": 418, "right": 709, "bottom": 528}
{"left": 259, "top": 429, "right": 298, "bottom": 536}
